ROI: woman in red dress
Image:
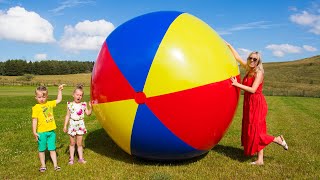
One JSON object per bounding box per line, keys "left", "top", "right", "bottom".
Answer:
{"left": 226, "top": 42, "right": 288, "bottom": 165}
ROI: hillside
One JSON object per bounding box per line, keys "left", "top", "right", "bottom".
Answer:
{"left": 0, "top": 73, "right": 92, "bottom": 87}
{"left": 262, "top": 55, "right": 320, "bottom": 97}
{"left": 0, "top": 55, "right": 319, "bottom": 97}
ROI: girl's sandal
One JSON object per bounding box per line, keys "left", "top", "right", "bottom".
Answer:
{"left": 68, "top": 159, "right": 74, "bottom": 165}
{"left": 280, "top": 135, "right": 288, "bottom": 150}
{"left": 39, "top": 167, "right": 46, "bottom": 173}
{"left": 78, "top": 158, "right": 87, "bottom": 164}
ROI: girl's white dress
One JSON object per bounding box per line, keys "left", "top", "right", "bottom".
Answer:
{"left": 67, "top": 102, "right": 87, "bottom": 136}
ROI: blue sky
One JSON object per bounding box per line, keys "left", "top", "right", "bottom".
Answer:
{"left": 0, "top": 0, "right": 319, "bottom": 62}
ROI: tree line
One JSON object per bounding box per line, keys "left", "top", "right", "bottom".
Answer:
{"left": 0, "top": 60, "right": 94, "bottom": 76}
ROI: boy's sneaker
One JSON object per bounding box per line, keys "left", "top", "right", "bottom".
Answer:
{"left": 39, "top": 167, "right": 46, "bottom": 173}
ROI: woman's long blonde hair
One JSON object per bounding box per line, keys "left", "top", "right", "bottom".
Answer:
{"left": 245, "top": 51, "right": 264, "bottom": 75}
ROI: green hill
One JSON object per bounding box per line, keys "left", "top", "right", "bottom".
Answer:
{"left": 0, "top": 55, "right": 319, "bottom": 97}
{"left": 238, "top": 55, "right": 320, "bottom": 97}
{"left": 262, "top": 55, "right": 320, "bottom": 97}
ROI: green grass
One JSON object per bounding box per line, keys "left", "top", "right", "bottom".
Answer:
{"left": 0, "top": 87, "right": 319, "bottom": 179}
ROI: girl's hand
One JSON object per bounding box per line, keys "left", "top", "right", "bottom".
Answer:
{"left": 33, "top": 133, "right": 39, "bottom": 141}
{"left": 63, "top": 127, "right": 67, "bottom": 133}
{"left": 230, "top": 76, "right": 239, "bottom": 86}
{"left": 88, "top": 101, "right": 92, "bottom": 108}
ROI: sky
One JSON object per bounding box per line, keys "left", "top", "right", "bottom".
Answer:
{"left": 0, "top": 0, "right": 319, "bottom": 63}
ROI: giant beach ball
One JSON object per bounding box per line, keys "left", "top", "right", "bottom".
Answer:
{"left": 91, "top": 11, "right": 240, "bottom": 160}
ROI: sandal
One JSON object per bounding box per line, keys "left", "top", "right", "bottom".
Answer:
{"left": 68, "top": 159, "right": 74, "bottom": 165}
{"left": 39, "top": 167, "right": 46, "bottom": 173}
{"left": 78, "top": 158, "right": 87, "bottom": 164}
{"left": 280, "top": 135, "right": 288, "bottom": 150}
{"left": 250, "top": 162, "right": 264, "bottom": 166}
{"left": 54, "top": 166, "right": 61, "bottom": 171}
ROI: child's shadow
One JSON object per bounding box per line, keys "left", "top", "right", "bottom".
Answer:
{"left": 211, "top": 144, "right": 252, "bottom": 162}
{"left": 84, "top": 128, "right": 207, "bottom": 165}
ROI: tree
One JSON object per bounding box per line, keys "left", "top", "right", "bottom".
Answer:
{"left": 3, "top": 60, "right": 27, "bottom": 76}
{"left": 0, "top": 59, "right": 94, "bottom": 75}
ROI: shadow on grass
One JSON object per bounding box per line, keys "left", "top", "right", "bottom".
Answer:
{"left": 84, "top": 128, "right": 207, "bottom": 165}
{"left": 211, "top": 144, "right": 252, "bottom": 162}
{"left": 44, "top": 143, "right": 65, "bottom": 164}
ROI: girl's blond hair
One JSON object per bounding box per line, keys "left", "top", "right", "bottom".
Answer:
{"left": 73, "top": 84, "right": 84, "bottom": 94}
{"left": 245, "top": 51, "right": 264, "bottom": 75}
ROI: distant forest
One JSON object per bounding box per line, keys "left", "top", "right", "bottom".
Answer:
{"left": 0, "top": 60, "right": 94, "bottom": 76}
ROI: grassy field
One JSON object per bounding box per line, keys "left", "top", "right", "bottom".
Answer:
{"left": 0, "top": 73, "right": 92, "bottom": 87}
{"left": 1, "top": 55, "right": 320, "bottom": 97}
{"left": 262, "top": 55, "right": 320, "bottom": 97}
{"left": 0, "top": 86, "right": 319, "bottom": 179}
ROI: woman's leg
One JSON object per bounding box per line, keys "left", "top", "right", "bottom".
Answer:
{"left": 273, "top": 136, "right": 282, "bottom": 144}
{"left": 273, "top": 135, "right": 288, "bottom": 150}
{"left": 256, "top": 149, "right": 264, "bottom": 164}
{"left": 252, "top": 135, "right": 287, "bottom": 165}
{"left": 251, "top": 149, "right": 264, "bottom": 165}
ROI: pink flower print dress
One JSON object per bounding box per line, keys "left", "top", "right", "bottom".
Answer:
{"left": 67, "top": 102, "right": 87, "bottom": 136}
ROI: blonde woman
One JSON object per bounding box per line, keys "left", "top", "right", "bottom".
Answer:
{"left": 226, "top": 42, "right": 288, "bottom": 165}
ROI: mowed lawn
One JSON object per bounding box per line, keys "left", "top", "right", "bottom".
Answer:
{"left": 0, "top": 86, "right": 319, "bottom": 179}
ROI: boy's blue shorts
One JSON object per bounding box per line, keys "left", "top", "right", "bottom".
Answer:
{"left": 37, "top": 130, "right": 56, "bottom": 152}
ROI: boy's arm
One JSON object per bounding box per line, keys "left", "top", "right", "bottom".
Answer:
{"left": 85, "top": 101, "right": 92, "bottom": 116}
{"left": 32, "top": 118, "right": 39, "bottom": 141}
{"left": 63, "top": 108, "right": 70, "bottom": 133}
{"left": 56, "top": 84, "right": 65, "bottom": 104}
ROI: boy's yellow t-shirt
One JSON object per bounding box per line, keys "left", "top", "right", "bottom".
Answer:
{"left": 32, "top": 100, "right": 57, "bottom": 133}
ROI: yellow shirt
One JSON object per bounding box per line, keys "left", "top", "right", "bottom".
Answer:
{"left": 32, "top": 100, "right": 57, "bottom": 133}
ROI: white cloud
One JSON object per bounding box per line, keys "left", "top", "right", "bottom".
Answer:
{"left": 34, "top": 53, "right": 47, "bottom": 60}
{"left": 290, "top": 11, "right": 319, "bottom": 25}
{"left": 50, "top": 0, "right": 94, "bottom": 14}
{"left": 59, "top": 20, "right": 115, "bottom": 52}
{"left": 237, "top": 48, "right": 252, "bottom": 60}
{"left": 0, "top": 6, "right": 55, "bottom": 43}
{"left": 217, "top": 30, "right": 231, "bottom": 35}
{"left": 230, "top": 21, "right": 274, "bottom": 31}
{"left": 289, "top": 6, "right": 298, "bottom": 12}
{"left": 290, "top": 11, "right": 320, "bottom": 35}
{"left": 303, "top": 45, "right": 317, "bottom": 52}
{"left": 220, "top": 21, "right": 278, "bottom": 35}
{"left": 266, "top": 44, "right": 304, "bottom": 57}
{"left": 217, "top": 21, "right": 282, "bottom": 35}
{"left": 272, "top": 50, "right": 285, "bottom": 57}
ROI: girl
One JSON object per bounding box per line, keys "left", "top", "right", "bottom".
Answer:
{"left": 226, "top": 42, "right": 288, "bottom": 165}
{"left": 63, "top": 84, "right": 92, "bottom": 164}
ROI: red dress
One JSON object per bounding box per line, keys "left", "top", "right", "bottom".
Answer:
{"left": 241, "top": 74, "right": 274, "bottom": 156}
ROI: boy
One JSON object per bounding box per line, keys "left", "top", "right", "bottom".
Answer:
{"left": 32, "top": 84, "right": 64, "bottom": 172}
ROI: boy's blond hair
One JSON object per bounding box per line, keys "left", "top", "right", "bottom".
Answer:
{"left": 35, "top": 86, "right": 48, "bottom": 97}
